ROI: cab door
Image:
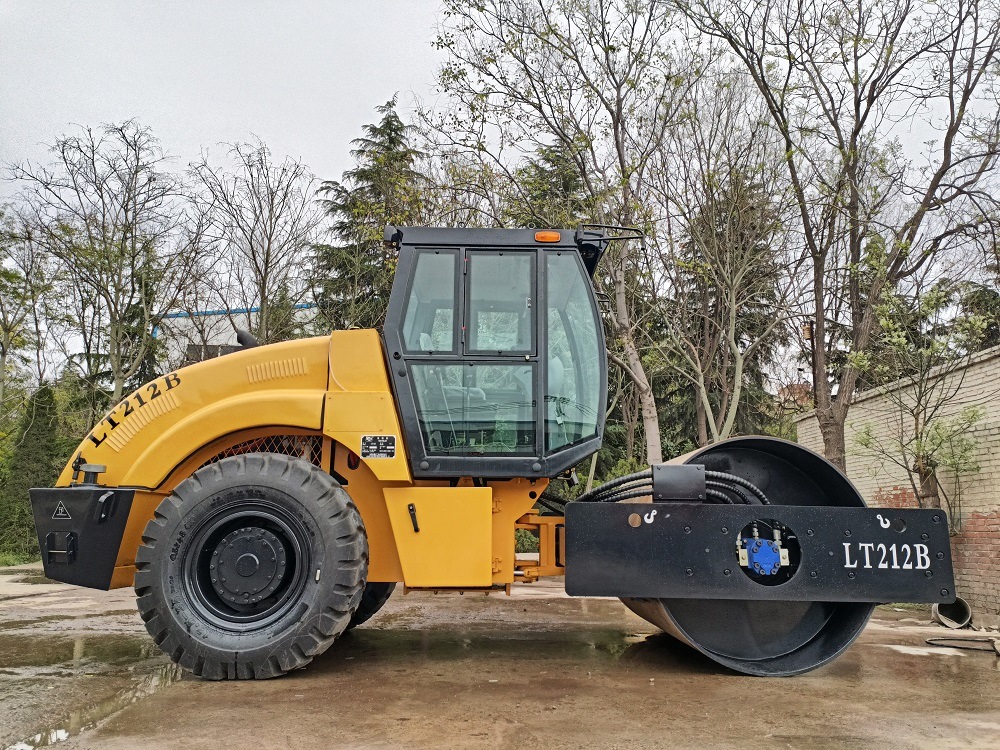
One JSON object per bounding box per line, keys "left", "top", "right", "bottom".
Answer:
{"left": 390, "top": 246, "right": 539, "bottom": 471}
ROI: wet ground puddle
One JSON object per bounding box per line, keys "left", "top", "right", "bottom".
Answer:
{"left": 1, "top": 633, "right": 182, "bottom": 750}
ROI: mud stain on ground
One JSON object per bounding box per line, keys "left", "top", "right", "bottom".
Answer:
{"left": 15, "top": 576, "right": 59, "bottom": 586}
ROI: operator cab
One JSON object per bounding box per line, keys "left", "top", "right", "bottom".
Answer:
{"left": 382, "top": 226, "right": 609, "bottom": 479}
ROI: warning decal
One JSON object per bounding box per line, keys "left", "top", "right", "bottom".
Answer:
{"left": 360, "top": 435, "right": 396, "bottom": 459}
{"left": 52, "top": 501, "right": 72, "bottom": 520}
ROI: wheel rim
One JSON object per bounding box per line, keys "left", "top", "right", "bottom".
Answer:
{"left": 184, "top": 500, "right": 311, "bottom": 631}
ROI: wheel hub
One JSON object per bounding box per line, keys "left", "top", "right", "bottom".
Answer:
{"left": 211, "top": 527, "right": 287, "bottom": 605}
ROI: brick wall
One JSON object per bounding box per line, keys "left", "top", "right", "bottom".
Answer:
{"left": 871, "top": 486, "right": 918, "bottom": 509}
{"left": 952, "top": 512, "right": 1000, "bottom": 622}
{"left": 794, "top": 346, "right": 1000, "bottom": 626}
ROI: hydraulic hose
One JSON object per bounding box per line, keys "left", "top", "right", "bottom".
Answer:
{"left": 585, "top": 478, "right": 655, "bottom": 502}
{"left": 572, "top": 466, "right": 770, "bottom": 508}
{"left": 705, "top": 470, "right": 770, "bottom": 505}
{"left": 576, "top": 469, "right": 652, "bottom": 503}
{"left": 704, "top": 487, "right": 736, "bottom": 504}
{"left": 592, "top": 487, "right": 655, "bottom": 503}
{"left": 706, "top": 480, "right": 754, "bottom": 505}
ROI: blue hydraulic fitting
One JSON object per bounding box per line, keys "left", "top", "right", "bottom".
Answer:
{"left": 742, "top": 537, "right": 781, "bottom": 575}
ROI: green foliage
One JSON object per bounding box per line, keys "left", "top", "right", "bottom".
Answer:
{"left": 514, "top": 528, "right": 539, "bottom": 553}
{"left": 49, "top": 376, "right": 96, "bottom": 457}
{"left": 0, "top": 377, "right": 29, "bottom": 466}
{"left": 314, "top": 97, "right": 426, "bottom": 330}
{"left": 863, "top": 281, "right": 986, "bottom": 388}
{"left": 852, "top": 423, "right": 877, "bottom": 453}
{"left": 653, "top": 370, "right": 700, "bottom": 456}
{"left": 261, "top": 285, "right": 310, "bottom": 343}
{"left": 0, "top": 264, "right": 30, "bottom": 358}
{"left": 931, "top": 408, "right": 983, "bottom": 482}
{"left": 959, "top": 282, "right": 1000, "bottom": 350}
{"left": 0, "top": 212, "right": 35, "bottom": 430}
{"left": 602, "top": 455, "right": 648, "bottom": 481}
{"left": 854, "top": 408, "right": 983, "bottom": 473}
{"left": 504, "top": 142, "right": 593, "bottom": 227}
{"left": 54, "top": 363, "right": 112, "bottom": 435}
{"left": 0, "top": 385, "right": 66, "bottom": 560}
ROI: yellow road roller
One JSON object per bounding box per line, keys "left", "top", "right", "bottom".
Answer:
{"left": 29, "top": 226, "right": 954, "bottom": 678}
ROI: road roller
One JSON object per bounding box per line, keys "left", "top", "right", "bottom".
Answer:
{"left": 28, "top": 226, "right": 954, "bottom": 679}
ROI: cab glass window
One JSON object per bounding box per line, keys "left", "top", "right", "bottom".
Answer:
{"left": 411, "top": 362, "right": 536, "bottom": 455}
{"left": 467, "top": 252, "right": 534, "bottom": 353}
{"left": 402, "top": 251, "right": 456, "bottom": 352}
{"left": 545, "top": 253, "right": 601, "bottom": 451}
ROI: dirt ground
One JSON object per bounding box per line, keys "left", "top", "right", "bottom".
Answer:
{"left": 1, "top": 565, "right": 998, "bottom": 750}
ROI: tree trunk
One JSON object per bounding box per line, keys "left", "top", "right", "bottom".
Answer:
{"left": 623, "top": 389, "right": 637, "bottom": 463}
{"left": 815, "top": 408, "right": 847, "bottom": 472}
{"left": 717, "top": 348, "right": 745, "bottom": 440}
{"left": 914, "top": 460, "right": 940, "bottom": 510}
{"left": 809, "top": 257, "right": 849, "bottom": 472}
{"left": 0, "top": 348, "right": 7, "bottom": 415}
{"left": 622, "top": 337, "right": 661, "bottom": 464}
{"left": 584, "top": 452, "right": 598, "bottom": 494}
{"left": 695, "top": 391, "right": 709, "bottom": 447}
{"left": 110, "top": 342, "right": 124, "bottom": 403}
{"left": 612, "top": 257, "right": 662, "bottom": 465}
{"left": 639, "top": 379, "right": 661, "bottom": 464}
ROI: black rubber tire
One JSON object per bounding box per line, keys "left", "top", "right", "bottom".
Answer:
{"left": 346, "top": 581, "right": 396, "bottom": 630}
{"left": 134, "top": 453, "right": 367, "bottom": 680}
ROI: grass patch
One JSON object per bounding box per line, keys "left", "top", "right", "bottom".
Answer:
{"left": 0, "top": 551, "right": 39, "bottom": 567}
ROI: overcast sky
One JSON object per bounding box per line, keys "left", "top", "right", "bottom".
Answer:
{"left": 0, "top": 1, "right": 444, "bottom": 193}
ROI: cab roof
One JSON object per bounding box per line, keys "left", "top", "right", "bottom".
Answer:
{"left": 383, "top": 225, "right": 608, "bottom": 277}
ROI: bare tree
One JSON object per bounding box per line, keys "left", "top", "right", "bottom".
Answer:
{"left": 0, "top": 212, "right": 52, "bottom": 415}
{"left": 433, "top": 0, "right": 701, "bottom": 463}
{"left": 190, "top": 140, "right": 320, "bottom": 344}
{"left": 648, "top": 71, "right": 800, "bottom": 443}
{"left": 158, "top": 248, "right": 233, "bottom": 367}
{"left": 677, "top": 0, "right": 1000, "bottom": 469}
{"left": 10, "top": 121, "right": 197, "bottom": 405}
{"left": 412, "top": 143, "right": 518, "bottom": 229}
{"left": 0, "top": 214, "right": 28, "bottom": 415}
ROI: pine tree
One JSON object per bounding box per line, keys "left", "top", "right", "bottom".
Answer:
{"left": 0, "top": 385, "right": 65, "bottom": 561}
{"left": 313, "top": 97, "right": 426, "bottom": 331}
{"left": 505, "top": 142, "right": 591, "bottom": 228}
